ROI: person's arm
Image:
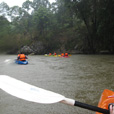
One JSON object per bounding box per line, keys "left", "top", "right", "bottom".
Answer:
{"left": 17, "top": 56, "right": 20, "bottom": 60}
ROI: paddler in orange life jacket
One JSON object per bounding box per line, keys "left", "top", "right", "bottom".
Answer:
{"left": 61, "top": 53, "right": 64, "bottom": 57}
{"left": 65, "top": 53, "right": 68, "bottom": 57}
{"left": 17, "top": 52, "right": 28, "bottom": 61}
{"left": 49, "top": 53, "right": 52, "bottom": 56}
{"left": 53, "top": 52, "right": 57, "bottom": 56}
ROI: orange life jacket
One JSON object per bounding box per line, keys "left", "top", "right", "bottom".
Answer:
{"left": 61, "top": 53, "right": 64, "bottom": 56}
{"left": 49, "top": 53, "right": 52, "bottom": 56}
{"left": 54, "top": 53, "right": 57, "bottom": 55}
{"left": 19, "top": 54, "right": 26, "bottom": 61}
{"left": 65, "top": 53, "right": 68, "bottom": 56}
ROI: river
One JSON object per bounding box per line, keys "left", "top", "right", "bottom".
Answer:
{"left": 0, "top": 54, "right": 114, "bottom": 114}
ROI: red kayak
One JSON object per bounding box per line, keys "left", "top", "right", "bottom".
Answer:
{"left": 60, "top": 56, "right": 69, "bottom": 58}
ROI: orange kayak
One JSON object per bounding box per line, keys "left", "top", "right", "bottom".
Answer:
{"left": 96, "top": 89, "right": 114, "bottom": 114}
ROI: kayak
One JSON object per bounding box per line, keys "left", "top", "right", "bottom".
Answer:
{"left": 15, "top": 59, "right": 28, "bottom": 65}
{"left": 60, "top": 56, "right": 69, "bottom": 58}
{"left": 44, "top": 54, "right": 70, "bottom": 58}
{"left": 44, "top": 54, "right": 58, "bottom": 57}
{"left": 96, "top": 89, "right": 114, "bottom": 114}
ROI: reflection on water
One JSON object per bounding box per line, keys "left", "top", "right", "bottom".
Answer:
{"left": 0, "top": 54, "right": 114, "bottom": 114}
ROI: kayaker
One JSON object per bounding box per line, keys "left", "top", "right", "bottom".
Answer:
{"left": 61, "top": 53, "right": 64, "bottom": 57}
{"left": 49, "top": 53, "right": 52, "bottom": 56}
{"left": 17, "top": 53, "right": 28, "bottom": 61}
{"left": 53, "top": 52, "right": 57, "bottom": 56}
{"left": 65, "top": 53, "right": 68, "bottom": 57}
{"left": 110, "top": 105, "right": 114, "bottom": 114}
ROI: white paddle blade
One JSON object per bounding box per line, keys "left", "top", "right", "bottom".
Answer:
{"left": 0, "top": 75, "right": 65, "bottom": 104}
{"left": 4, "top": 59, "right": 11, "bottom": 63}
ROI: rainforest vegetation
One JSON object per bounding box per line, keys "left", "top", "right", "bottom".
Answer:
{"left": 0, "top": 0, "right": 114, "bottom": 54}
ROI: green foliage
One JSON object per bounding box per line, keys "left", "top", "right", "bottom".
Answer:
{"left": 63, "top": 0, "right": 114, "bottom": 54}
{"left": 33, "top": 6, "right": 51, "bottom": 35}
{"left": 0, "top": 0, "right": 114, "bottom": 54}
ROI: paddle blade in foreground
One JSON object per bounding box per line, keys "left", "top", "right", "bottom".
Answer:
{"left": 0, "top": 75, "right": 109, "bottom": 114}
{"left": 0, "top": 75, "right": 65, "bottom": 104}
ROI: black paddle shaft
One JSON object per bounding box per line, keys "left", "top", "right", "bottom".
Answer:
{"left": 74, "top": 101, "right": 109, "bottom": 114}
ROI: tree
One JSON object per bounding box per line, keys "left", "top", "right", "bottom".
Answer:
{"left": 32, "top": 0, "right": 50, "bottom": 12}
{"left": 0, "top": 2, "right": 9, "bottom": 16}
{"left": 33, "top": 6, "right": 51, "bottom": 36}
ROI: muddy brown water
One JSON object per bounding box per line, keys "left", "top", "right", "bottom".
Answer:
{"left": 0, "top": 54, "right": 114, "bottom": 114}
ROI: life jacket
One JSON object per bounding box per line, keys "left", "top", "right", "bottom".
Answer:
{"left": 65, "top": 53, "right": 68, "bottom": 56}
{"left": 19, "top": 54, "right": 26, "bottom": 61}
{"left": 54, "top": 53, "right": 57, "bottom": 55}
{"left": 49, "top": 53, "right": 52, "bottom": 56}
{"left": 61, "top": 53, "right": 64, "bottom": 56}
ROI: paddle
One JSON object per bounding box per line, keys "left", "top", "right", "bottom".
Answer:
{"left": 0, "top": 75, "right": 109, "bottom": 114}
{"left": 4, "top": 59, "right": 11, "bottom": 63}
